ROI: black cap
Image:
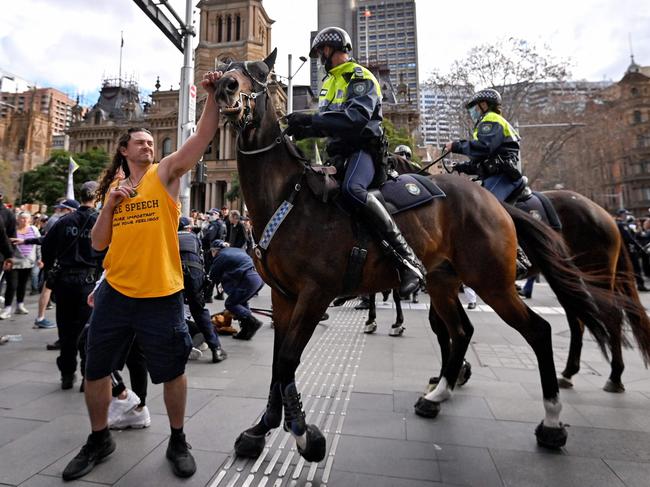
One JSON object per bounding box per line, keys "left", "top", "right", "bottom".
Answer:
{"left": 178, "top": 216, "right": 192, "bottom": 230}
{"left": 210, "top": 239, "right": 228, "bottom": 250}
{"left": 55, "top": 199, "right": 80, "bottom": 210}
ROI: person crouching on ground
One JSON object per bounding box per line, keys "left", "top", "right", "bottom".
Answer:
{"left": 209, "top": 240, "right": 264, "bottom": 340}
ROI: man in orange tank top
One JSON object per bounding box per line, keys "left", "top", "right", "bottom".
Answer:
{"left": 62, "top": 71, "right": 224, "bottom": 481}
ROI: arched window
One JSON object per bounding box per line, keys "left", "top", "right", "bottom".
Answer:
{"left": 162, "top": 137, "right": 173, "bottom": 157}
{"left": 227, "top": 15, "right": 232, "bottom": 42}
{"left": 633, "top": 110, "right": 642, "bottom": 124}
{"left": 217, "top": 15, "right": 222, "bottom": 43}
{"left": 631, "top": 87, "right": 639, "bottom": 96}
{"left": 94, "top": 111, "right": 101, "bottom": 125}
{"left": 236, "top": 15, "right": 241, "bottom": 40}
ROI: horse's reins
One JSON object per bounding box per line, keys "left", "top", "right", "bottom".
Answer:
{"left": 221, "top": 64, "right": 309, "bottom": 300}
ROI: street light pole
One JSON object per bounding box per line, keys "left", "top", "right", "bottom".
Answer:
{"left": 285, "top": 55, "right": 307, "bottom": 115}
{"left": 177, "top": 0, "right": 195, "bottom": 216}
{"left": 287, "top": 54, "right": 293, "bottom": 115}
{"left": 132, "top": 0, "right": 195, "bottom": 215}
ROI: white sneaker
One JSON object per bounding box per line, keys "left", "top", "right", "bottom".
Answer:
{"left": 188, "top": 347, "right": 202, "bottom": 360}
{"left": 108, "top": 389, "right": 141, "bottom": 425}
{"left": 109, "top": 406, "right": 151, "bottom": 430}
{"left": 15, "top": 303, "right": 29, "bottom": 315}
{"left": 0, "top": 308, "right": 12, "bottom": 320}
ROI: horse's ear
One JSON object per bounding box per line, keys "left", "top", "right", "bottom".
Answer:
{"left": 263, "top": 48, "right": 277, "bottom": 71}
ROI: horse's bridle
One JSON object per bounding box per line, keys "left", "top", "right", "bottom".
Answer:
{"left": 219, "top": 61, "right": 269, "bottom": 133}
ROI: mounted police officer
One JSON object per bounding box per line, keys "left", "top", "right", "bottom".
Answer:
{"left": 445, "top": 88, "right": 530, "bottom": 277}
{"left": 41, "top": 181, "right": 102, "bottom": 390}
{"left": 445, "top": 88, "right": 523, "bottom": 201}
{"left": 178, "top": 216, "right": 227, "bottom": 362}
{"left": 285, "top": 26, "right": 424, "bottom": 298}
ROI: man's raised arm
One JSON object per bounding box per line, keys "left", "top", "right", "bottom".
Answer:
{"left": 158, "top": 71, "right": 223, "bottom": 189}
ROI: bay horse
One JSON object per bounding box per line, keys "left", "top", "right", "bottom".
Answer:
{"left": 400, "top": 151, "right": 650, "bottom": 394}
{"left": 211, "top": 50, "right": 613, "bottom": 461}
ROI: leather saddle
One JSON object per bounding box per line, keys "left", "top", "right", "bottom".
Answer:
{"left": 506, "top": 178, "right": 562, "bottom": 230}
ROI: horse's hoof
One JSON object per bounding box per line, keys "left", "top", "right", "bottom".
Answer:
{"left": 457, "top": 360, "right": 472, "bottom": 387}
{"left": 557, "top": 376, "right": 573, "bottom": 389}
{"left": 297, "top": 424, "right": 326, "bottom": 462}
{"left": 388, "top": 324, "right": 404, "bottom": 337}
{"left": 414, "top": 396, "right": 440, "bottom": 418}
{"left": 234, "top": 431, "right": 266, "bottom": 458}
{"left": 603, "top": 379, "right": 625, "bottom": 393}
{"left": 363, "top": 322, "right": 377, "bottom": 334}
{"left": 534, "top": 421, "right": 568, "bottom": 449}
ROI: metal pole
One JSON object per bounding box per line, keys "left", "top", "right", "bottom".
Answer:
{"left": 287, "top": 54, "right": 293, "bottom": 114}
{"left": 177, "top": 0, "right": 195, "bottom": 216}
{"left": 365, "top": 11, "right": 369, "bottom": 64}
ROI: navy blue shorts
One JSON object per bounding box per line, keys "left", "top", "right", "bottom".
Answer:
{"left": 85, "top": 281, "right": 192, "bottom": 384}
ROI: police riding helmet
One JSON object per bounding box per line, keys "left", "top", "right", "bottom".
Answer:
{"left": 465, "top": 88, "right": 502, "bottom": 109}
{"left": 310, "top": 27, "right": 353, "bottom": 72}
{"left": 394, "top": 144, "right": 412, "bottom": 160}
{"left": 309, "top": 27, "right": 353, "bottom": 58}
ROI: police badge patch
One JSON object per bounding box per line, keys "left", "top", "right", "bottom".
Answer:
{"left": 352, "top": 80, "right": 369, "bottom": 96}
{"left": 481, "top": 123, "right": 493, "bottom": 133}
{"left": 405, "top": 183, "right": 421, "bottom": 195}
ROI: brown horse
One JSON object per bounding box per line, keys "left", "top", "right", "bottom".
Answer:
{"left": 211, "top": 51, "right": 613, "bottom": 461}
{"left": 545, "top": 191, "right": 650, "bottom": 391}
{"left": 412, "top": 176, "right": 650, "bottom": 394}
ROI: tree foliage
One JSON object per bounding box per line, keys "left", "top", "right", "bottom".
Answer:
{"left": 225, "top": 172, "right": 240, "bottom": 202}
{"left": 20, "top": 149, "right": 109, "bottom": 208}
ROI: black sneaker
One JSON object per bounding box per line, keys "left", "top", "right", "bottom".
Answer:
{"left": 62, "top": 433, "right": 115, "bottom": 481}
{"left": 166, "top": 434, "right": 196, "bottom": 478}
{"left": 46, "top": 339, "right": 61, "bottom": 351}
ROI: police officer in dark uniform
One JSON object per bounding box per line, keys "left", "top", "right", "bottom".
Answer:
{"left": 445, "top": 88, "right": 523, "bottom": 201}
{"left": 445, "top": 88, "right": 530, "bottom": 277}
{"left": 209, "top": 240, "right": 264, "bottom": 340}
{"left": 201, "top": 209, "right": 226, "bottom": 303}
{"left": 616, "top": 209, "right": 649, "bottom": 291}
{"left": 285, "top": 26, "right": 424, "bottom": 298}
{"left": 178, "top": 217, "right": 227, "bottom": 362}
{"left": 42, "top": 182, "right": 103, "bottom": 389}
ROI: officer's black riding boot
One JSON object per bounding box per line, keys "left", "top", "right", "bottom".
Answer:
{"left": 515, "top": 246, "right": 532, "bottom": 280}
{"left": 359, "top": 193, "right": 425, "bottom": 298}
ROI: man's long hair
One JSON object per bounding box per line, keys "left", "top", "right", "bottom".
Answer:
{"left": 96, "top": 128, "right": 152, "bottom": 203}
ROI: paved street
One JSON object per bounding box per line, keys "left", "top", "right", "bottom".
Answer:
{"left": 1, "top": 282, "right": 650, "bottom": 486}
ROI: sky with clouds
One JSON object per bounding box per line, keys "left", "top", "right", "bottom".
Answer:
{"left": 1, "top": 0, "right": 648, "bottom": 105}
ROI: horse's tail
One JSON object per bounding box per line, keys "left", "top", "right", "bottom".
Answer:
{"left": 614, "top": 240, "right": 650, "bottom": 365}
{"left": 503, "top": 204, "right": 612, "bottom": 358}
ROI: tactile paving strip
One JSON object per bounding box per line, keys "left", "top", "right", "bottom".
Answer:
{"left": 208, "top": 306, "right": 367, "bottom": 487}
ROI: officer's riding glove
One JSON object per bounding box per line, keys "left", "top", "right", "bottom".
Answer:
{"left": 285, "top": 112, "right": 314, "bottom": 139}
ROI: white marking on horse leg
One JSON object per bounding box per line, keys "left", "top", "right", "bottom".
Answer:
{"left": 424, "top": 377, "right": 452, "bottom": 402}
{"left": 542, "top": 397, "right": 562, "bottom": 428}
{"left": 293, "top": 431, "right": 307, "bottom": 450}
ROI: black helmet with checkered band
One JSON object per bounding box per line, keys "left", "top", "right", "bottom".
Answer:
{"left": 465, "top": 88, "right": 502, "bottom": 109}
{"left": 309, "top": 27, "right": 353, "bottom": 58}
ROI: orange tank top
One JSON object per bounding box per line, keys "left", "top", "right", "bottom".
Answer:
{"left": 102, "top": 164, "right": 183, "bottom": 298}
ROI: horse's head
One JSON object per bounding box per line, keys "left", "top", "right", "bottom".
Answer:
{"left": 213, "top": 48, "right": 277, "bottom": 127}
